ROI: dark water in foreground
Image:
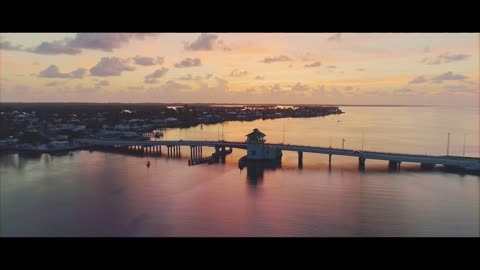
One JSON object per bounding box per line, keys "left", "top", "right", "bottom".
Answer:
{"left": 1, "top": 106, "right": 479, "bottom": 236}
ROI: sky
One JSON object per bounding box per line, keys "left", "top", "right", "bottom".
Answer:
{"left": 0, "top": 33, "right": 478, "bottom": 105}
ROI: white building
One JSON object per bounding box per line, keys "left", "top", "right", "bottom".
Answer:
{"left": 245, "top": 128, "right": 282, "bottom": 160}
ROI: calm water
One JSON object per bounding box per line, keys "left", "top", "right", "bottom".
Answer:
{"left": 1, "top": 106, "right": 479, "bottom": 237}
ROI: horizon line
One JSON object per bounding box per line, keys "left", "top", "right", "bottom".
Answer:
{"left": 1, "top": 102, "right": 478, "bottom": 107}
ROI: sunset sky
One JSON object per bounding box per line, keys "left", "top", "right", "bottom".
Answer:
{"left": 1, "top": 33, "right": 478, "bottom": 105}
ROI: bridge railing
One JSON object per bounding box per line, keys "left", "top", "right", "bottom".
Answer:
{"left": 267, "top": 143, "right": 478, "bottom": 160}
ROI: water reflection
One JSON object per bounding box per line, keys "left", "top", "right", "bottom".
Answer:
{"left": 0, "top": 151, "right": 77, "bottom": 171}
{"left": 2, "top": 107, "right": 479, "bottom": 236}
{"left": 2, "top": 149, "right": 479, "bottom": 236}
{"left": 239, "top": 158, "right": 282, "bottom": 186}
{"left": 1, "top": 153, "right": 37, "bottom": 170}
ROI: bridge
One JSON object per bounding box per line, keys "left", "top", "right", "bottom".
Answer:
{"left": 75, "top": 138, "right": 480, "bottom": 173}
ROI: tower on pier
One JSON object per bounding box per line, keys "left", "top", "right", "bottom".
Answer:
{"left": 245, "top": 128, "right": 282, "bottom": 160}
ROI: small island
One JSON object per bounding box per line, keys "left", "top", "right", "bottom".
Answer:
{"left": 0, "top": 103, "right": 343, "bottom": 151}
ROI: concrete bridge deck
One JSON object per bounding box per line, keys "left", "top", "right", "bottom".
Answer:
{"left": 75, "top": 139, "right": 480, "bottom": 171}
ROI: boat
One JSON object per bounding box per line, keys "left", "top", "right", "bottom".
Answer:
{"left": 154, "top": 132, "right": 163, "bottom": 138}
{"left": 16, "top": 143, "right": 40, "bottom": 154}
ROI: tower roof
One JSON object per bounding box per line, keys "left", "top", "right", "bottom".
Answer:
{"left": 246, "top": 128, "right": 266, "bottom": 139}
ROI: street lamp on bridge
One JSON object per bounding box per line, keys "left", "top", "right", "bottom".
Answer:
{"left": 447, "top": 132, "right": 450, "bottom": 156}
{"left": 362, "top": 129, "right": 364, "bottom": 151}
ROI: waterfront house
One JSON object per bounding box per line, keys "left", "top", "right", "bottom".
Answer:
{"left": 120, "top": 132, "right": 142, "bottom": 140}
{"left": 164, "top": 117, "right": 178, "bottom": 122}
{"left": 95, "top": 130, "right": 122, "bottom": 139}
{"left": 114, "top": 124, "right": 131, "bottom": 131}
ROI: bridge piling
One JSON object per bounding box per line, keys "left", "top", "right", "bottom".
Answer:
{"left": 359, "top": 156, "right": 366, "bottom": 171}
{"left": 388, "top": 160, "right": 399, "bottom": 171}
{"left": 298, "top": 151, "right": 303, "bottom": 169}
{"left": 328, "top": 154, "right": 332, "bottom": 166}
{"left": 420, "top": 163, "right": 435, "bottom": 170}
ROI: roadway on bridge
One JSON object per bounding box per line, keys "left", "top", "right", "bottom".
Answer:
{"left": 76, "top": 138, "right": 480, "bottom": 169}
